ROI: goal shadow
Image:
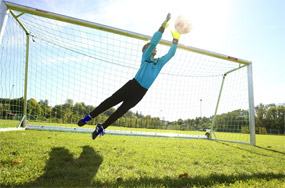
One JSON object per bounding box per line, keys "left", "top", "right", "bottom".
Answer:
{"left": 216, "top": 141, "right": 285, "bottom": 156}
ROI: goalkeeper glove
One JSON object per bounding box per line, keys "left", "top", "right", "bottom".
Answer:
{"left": 162, "top": 13, "right": 171, "bottom": 28}
{"left": 171, "top": 30, "right": 181, "bottom": 45}
{"left": 159, "top": 13, "right": 171, "bottom": 33}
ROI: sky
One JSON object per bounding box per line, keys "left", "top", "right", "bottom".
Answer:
{"left": 2, "top": 0, "right": 285, "bottom": 106}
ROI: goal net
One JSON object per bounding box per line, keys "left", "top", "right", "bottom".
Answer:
{"left": 0, "top": 1, "right": 255, "bottom": 145}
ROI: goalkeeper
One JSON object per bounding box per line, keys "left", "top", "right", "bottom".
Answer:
{"left": 78, "top": 13, "right": 182, "bottom": 140}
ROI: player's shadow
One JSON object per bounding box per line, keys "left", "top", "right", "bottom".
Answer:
{"left": 25, "top": 146, "right": 103, "bottom": 187}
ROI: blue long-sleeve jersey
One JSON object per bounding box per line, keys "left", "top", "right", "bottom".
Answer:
{"left": 134, "top": 31, "right": 177, "bottom": 89}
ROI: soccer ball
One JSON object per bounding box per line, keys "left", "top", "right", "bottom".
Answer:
{"left": 175, "top": 16, "right": 192, "bottom": 34}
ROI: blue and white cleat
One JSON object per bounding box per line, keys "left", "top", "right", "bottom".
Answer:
{"left": 92, "top": 124, "right": 105, "bottom": 140}
{"left": 77, "top": 114, "right": 92, "bottom": 127}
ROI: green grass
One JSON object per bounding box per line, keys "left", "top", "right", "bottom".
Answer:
{"left": 0, "top": 130, "right": 284, "bottom": 187}
{"left": 0, "top": 119, "right": 20, "bottom": 128}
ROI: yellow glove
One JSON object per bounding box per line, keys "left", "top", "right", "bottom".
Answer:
{"left": 171, "top": 30, "right": 181, "bottom": 40}
{"left": 161, "top": 13, "right": 171, "bottom": 29}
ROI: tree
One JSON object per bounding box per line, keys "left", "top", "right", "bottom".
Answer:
{"left": 74, "top": 102, "right": 87, "bottom": 115}
{"left": 276, "top": 105, "right": 285, "bottom": 134}
{"left": 39, "top": 100, "right": 51, "bottom": 120}
{"left": 10, "top": 98, "right": 24, "bottom": 115}
{"left": 255, "top": 103, "right": 266, "bottom": 131}
{"left": 27, "top": 98, "right": 41, "bottom": 120}
{"left": 104, "top": 107, "right": 116, "bottom": 117}
{"left": 63, "top": 108, "right": 73, "bottom": 123}
{"left": 65, "top": 99, "right": 73, "bottom": 109}
{"left": 51, "top": 105, "right": 64, "bottom": 119}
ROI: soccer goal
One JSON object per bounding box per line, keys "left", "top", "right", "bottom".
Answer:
{"left": 0, "top": 1, "right": 255, "bottom": 145}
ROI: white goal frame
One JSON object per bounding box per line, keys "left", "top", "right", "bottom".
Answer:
{"left": 0, "top": 0, "right": 256, "bottom": 145}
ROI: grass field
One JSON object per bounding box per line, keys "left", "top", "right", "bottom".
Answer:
{"left": 0, "top": 129, "right": 285, "bottom": 187}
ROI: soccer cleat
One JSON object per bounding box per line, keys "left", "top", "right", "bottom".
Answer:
{"left": 92, "top": 124, "right": 105, "bottom": 140}
{"left": 77, "top": 114, "right": 92, "bottom": 127}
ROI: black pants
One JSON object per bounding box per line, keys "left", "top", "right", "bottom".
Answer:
{"left": 90, "top": 79, "right": 147, "bottom": 129}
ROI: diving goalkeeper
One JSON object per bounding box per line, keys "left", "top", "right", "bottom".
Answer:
{"left": 78, "top": 13, "right": 181, "bottom": 140}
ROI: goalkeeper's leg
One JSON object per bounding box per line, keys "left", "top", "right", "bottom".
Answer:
{"left": 92, "top": 80, "right": 147, "bottom": 140}
{"left": 101, "top": 81, "right": 147, "bottom": 129}
{"left": 102, "top": 98, "right": 141, "bottom": 129}
{"left": 92, "top": 92, "right": 146, "bottom": 140}
{"left": 77, "top": 80, "right": 133, "bottom": 126}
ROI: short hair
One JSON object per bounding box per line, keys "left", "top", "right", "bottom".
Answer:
{"left": 142, "top": 42, "right": 150, "bottom": 52}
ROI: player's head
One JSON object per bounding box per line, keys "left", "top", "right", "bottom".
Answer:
{"left": 142, "top": 42, "right": 157, "bottom": 57}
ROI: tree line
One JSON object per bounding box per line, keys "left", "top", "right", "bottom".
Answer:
{"left": 0, "top": 97, "right": 284, "bottom": 134}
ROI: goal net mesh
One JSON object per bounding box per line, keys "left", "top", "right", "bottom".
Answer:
{"left": 0, "top": 10, "right": 251, "bottom": 143}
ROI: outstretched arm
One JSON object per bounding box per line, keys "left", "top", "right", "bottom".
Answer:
{"left": 142, "top": 13, "right": 171, "bottom": 60}
{"left": 159, "top": 44, "right": 177, "bottom": 65}
{"left": 159, "top": 29, "right": 181, "bottom": 65}
{"left": 159, "top": 13, "right": 171, "bottom": 33}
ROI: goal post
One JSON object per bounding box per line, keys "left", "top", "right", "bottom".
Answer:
{"left": 247, "top": 64, "right": 256, "bottom": 145}
{"left": 0, "top": 0, "right": 8, "bottom": 46}
{"left": 0, "top": 1, "right": 256, "bottom": 145}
